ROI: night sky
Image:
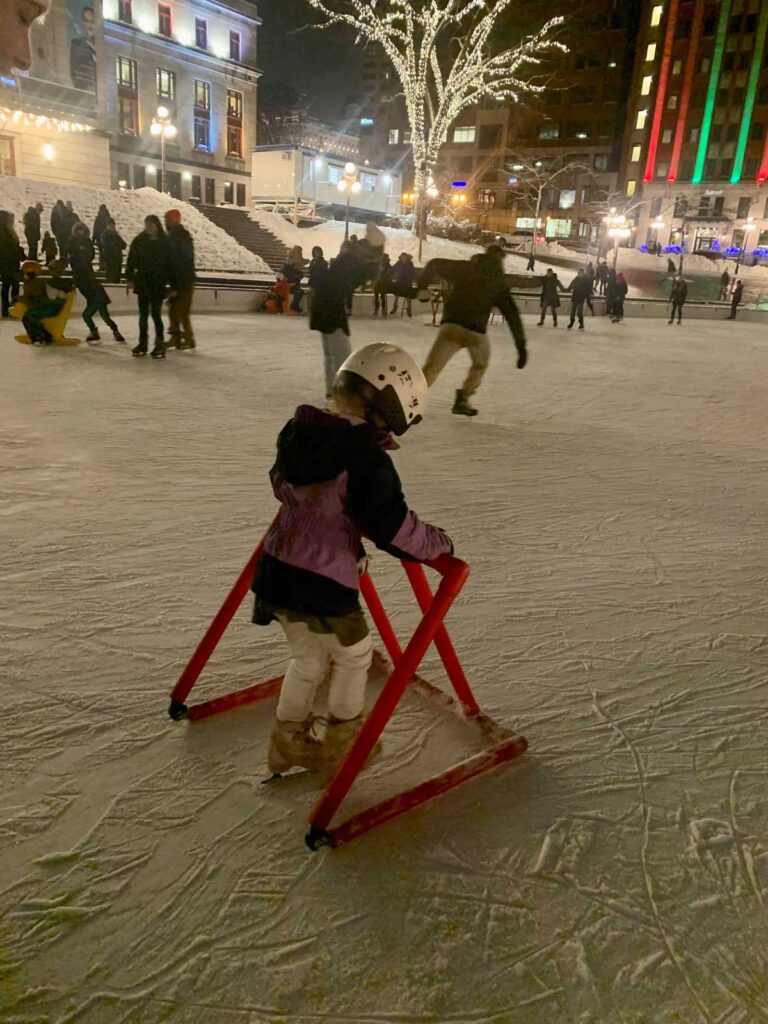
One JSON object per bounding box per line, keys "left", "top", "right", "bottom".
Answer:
{"left": 256, "top": 0, "right": 362, "bottom": 123}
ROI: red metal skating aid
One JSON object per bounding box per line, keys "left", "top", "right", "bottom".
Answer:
{"left": 169, "top": 531, "right": 528, "bottom": 850}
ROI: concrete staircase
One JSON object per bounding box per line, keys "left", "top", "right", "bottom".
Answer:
{"left": 197, "top": 205, "right": 289, "bottom": 272}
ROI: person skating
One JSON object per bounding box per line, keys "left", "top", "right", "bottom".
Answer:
{"left": 125, "top": 215, "right": 175, "bottom": 358}
{"left": 23, "top": 203, "right": 43, "bottom": 262}
{"left": 597, "top": 261, "right": 610, "bottom": 295}
{"left": 68, "top": 222, "right": 125, "bottom": 343}
{"left": 538, "top": 267, "right": 564, "bottom": 326}
{"left": 309, "top": 250, "right": 357, "bottom": 396}
{"left": 668, "top": 274, "right": 687, "bottom": 324}
{"left": 307, "top": 246, "right": 328, "bottom": 289}
{"left": 605, "top": 268, "right": 618, "bottom": 317}
{"left": 611, "top": 272, "right": 628, "bottom": 323}
{"left": 526, "top": 252, "right": 535, "bottom": 272}
{"left": 726, "top": 280, "right": 743, "bottom": 319}
{"left": 719, "top": 269, "right": 730, "bottom": 301}
{"left": 566, "top": 268, "right": 591, "bottom": 330}
{"left": 100, "top": 220, "right": 126, "bottom": 283}
{"left": 164, "top": 209, "right": 196, "bottom": 349}
{"left": 417, "top": 244, "right": 527, "bottom": 417}
{"left": 251, "top": 343, "right": 453, "bottom": 776}
{"left": 390, "top": 252, "right": 415, "bottom": 316}
{"left": 372, "top": 253, "right": 391, "bottom": 316}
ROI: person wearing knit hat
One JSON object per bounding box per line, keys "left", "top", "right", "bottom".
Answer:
{"left": 164, "top": 209, "right": 196, "bottom": 349}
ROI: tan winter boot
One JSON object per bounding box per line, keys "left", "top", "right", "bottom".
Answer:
{"left": 267, "top": 718, "right": 326, "bottom": 774}
{"left": 323, "top": 715, "right": 382, "bottom": 773}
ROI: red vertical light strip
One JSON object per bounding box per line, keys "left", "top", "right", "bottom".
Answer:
{"left": 668, "top": 0, "right": 705, "bottom": 181}
{"left": 643, "top": 0, "right": 681, "bottom": 183}
{"left": 759, "top": 134, "right": 768, "bottom": 184}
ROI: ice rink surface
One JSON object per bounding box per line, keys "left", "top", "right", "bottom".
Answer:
{"left": 3, "top": 309, "right": 768, "bottom": 1024}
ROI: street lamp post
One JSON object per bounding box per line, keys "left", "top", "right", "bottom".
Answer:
{"left": 734, "top": 216, "right": 755, "bottom": 277}
{"left": 603, "top": 207, "right": 630, "bottom": 271}
{"left": 150, "top": 105, "right": 177, "bottom": 193}
{"left": 650, "top": 217, "right": 665, "bottom": 256}
{"left": 337, "top": 161, "right": 361, "bottom": 241}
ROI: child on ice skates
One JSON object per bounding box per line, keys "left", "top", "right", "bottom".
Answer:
{"left": 252, "top": 343, "right": 453, "bottom": 775}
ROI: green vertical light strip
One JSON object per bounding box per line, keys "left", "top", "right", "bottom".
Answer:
{"left": 692, "top": 0, "right": 732, "bottom": 183}
{"left": 730, "top": 3, "right": 768, "bottom": 182}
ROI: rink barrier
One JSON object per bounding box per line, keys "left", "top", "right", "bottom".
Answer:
{"left": 168, "top": 530, "right": 528, "bottom": 851}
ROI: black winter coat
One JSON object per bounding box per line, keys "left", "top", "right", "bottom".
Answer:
{"left": 125, "top": 232, "right": 175, "bottom": 298}
{"left": 0, "top": 226, "right": 24, "bottom": 276}
{"left": 24, "top": 208, "right": 41, "bottom": 242}
{"left": 166, "top": 225, "right": 195, "bottom": 286}
{"left": 309, "top": 253, "right": 365, "bottom": 335}
{"left": 569, "top": 275, "right": 592, "bottom": 302}
{"left": 670, "top": 279, "right": 687, "bottom": 304}
{"left": 92, "top": 209, "right": 111, "bottom": 245}
{"left": 420, "top": 256, "right": 526, "bottom": 350}
{"left": 100, "top": 228, "right": 126, "bottom": 263}
{"left": 540, "top": 275, "right": 563, "bottom": 307}
{"left": 68, "top": 236, "right": 110, "bottom": 306}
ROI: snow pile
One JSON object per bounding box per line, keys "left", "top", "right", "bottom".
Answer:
{"left": 0, "top": 177, "right": 273, "bottom": 278}
{"left": 251, "top": 209, "right": 533, "bottom": 274}
{"left": 549, "top": 238, "right": 768, "bottom": 281}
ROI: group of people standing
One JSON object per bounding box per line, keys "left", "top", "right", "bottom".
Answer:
{"left": 1, "top": 200, "right": 196, "bottom": 356}
{"left": 536, "top": 260, "right": 628, "bottom": 328}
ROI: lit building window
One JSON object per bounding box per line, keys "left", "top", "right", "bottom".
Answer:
{"left": 156, "top": 68, "right": 175, "bottom": 100}
{"left": 116, "top": 57, "right": 139, "bottom": 136}
{"left": 403, "top": 129, "right": 412, "bottom": 143}
{"left": 118, "top": 0, "right": 132, "bottom": 23}
{"left": 360, "top": 171, "right": 377, "bottom": 191}
{"left": 388, "top": 128, "right": 400, "bottom": 144}
{"left": 226, "top": 90, "right": 243, "bottom": 158}
{"left": 667, "top": 94, "right": 678, "bottom": 109}
{"left": 328, "top": 164, "right": 343, "bottom": 184}
{"left": 631, "top": 144, "right": 641, "bottom": 162}
{"left": 672, "top": 59, "right": 682, "bottom": 75}
{"left": 230, "top": 30, "right": 241, "bottom": 62}
{"left": 641, "top": 76, "right": 653, "bottom": 96}
{"left": 636, "top": 109, "right": 648, "bottom": 129}
{"left": 193, "top": 80, "right": 211, "bottom": 151}
{"left": 626, "top": 179, "right": 637, "bottom": 197}
{"left": 158, "top": 3, "right": 171, "bottom": 37}
{"left": 195, "top": 18, "right": 207, "bottom": 49}
{"left": 662, "top": 128, "right": 672, "bottom": 143}
{"left": 646, "top": 43, "right": 656, "bottom": 61}
{"left": 651, "top": 6, "right": 663, "bottom": 27}
{"left": 453, "top": 126, "right": 476, "bottom": 143}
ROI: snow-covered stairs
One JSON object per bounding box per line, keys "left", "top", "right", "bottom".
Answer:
{"left": 197, "top": 205, "right": 289, "bottom": 273}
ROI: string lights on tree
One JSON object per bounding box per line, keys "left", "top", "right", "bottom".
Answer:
{"left": 305, "top": 0, "right": 566, "bottom": 234}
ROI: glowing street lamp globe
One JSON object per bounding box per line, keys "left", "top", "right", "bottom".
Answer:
{"left": 150, "top": 121, "right": 163, "bottom": 136}
{"left": 156, "top": 105, "right": 170, "bottom": 119}
{"left": 344, "top": 161, "right": 356, "bottom": 175}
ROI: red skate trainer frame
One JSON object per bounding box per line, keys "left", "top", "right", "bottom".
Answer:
{"left": 168, "top": 538, "right": 527, "bottom": 850}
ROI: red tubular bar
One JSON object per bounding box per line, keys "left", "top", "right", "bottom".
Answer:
{"left": 402, "top": 561, "right": 479, "bottom": 715}
{"left": 328, "top": 736, "right": 528, "bottom": 848}
{"left": 308, "top": 558, "right": 469, "bottom": 835}
{"left": 643, "top": 0, "right": 680, "bottom": 183}
{"left": 187, "top": 675, "right": 283, "bottom": 721}
{"left": 169, "top": 539, "right": 264, "bottom": 707}
{"left": 359, "top": 571, "right": 403, "bottom": 664}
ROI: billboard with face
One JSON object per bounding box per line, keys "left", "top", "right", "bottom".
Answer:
{"left": 3, "top": 0, "right": 102, "bottom": 115}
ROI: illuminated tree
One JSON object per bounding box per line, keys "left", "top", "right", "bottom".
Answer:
{"left": 306, "top": 0, "right": 566, "bottom": 232}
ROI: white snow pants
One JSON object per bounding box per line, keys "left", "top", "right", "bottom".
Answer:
{"left": 321, "top": 330, "right": 352, "bottom": 397}
{"left": 275, "top": 615, "right": 373, "bottom": 723}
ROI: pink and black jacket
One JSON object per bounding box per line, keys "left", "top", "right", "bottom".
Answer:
{"left": 252, "top": 405, "right": 452, "bottom": 618}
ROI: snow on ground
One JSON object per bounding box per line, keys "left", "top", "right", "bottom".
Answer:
{"left": 0, "top": 177, "right": 273, "bottom": 277}
{"left": 3, "top": 311, "right": 768, "bottom": 1023}
{"left": 548, "top": 238, "right": 768, "bottom": 283}
{"left": 253, "top": 208, "right": 533, "bottom": 275}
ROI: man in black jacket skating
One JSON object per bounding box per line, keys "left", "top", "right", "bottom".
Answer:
{"left": 417, "top": 244, "right": 527, "bottom": 417}
{"left": 164, "top": 209, "right": 196, "bottom": 349}
{"left": 567, "top": 268, "right": 592, "bottom": 330}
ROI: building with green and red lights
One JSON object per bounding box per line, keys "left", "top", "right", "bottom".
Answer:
{"left": 621, "top": 0, "right": 768, "bottom": 254}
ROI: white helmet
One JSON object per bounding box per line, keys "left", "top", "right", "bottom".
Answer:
{"left": 336, "top": 343, "right": 428, "bottom": 435}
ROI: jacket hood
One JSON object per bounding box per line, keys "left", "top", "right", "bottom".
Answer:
{"left": 274, "top": 405, "right": 371, "bottom": 487}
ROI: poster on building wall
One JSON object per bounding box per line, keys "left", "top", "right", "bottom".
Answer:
{"left": 19, "top": 0, "right": 101, "bottom": 112}
{"left": 66, "top": 0, "right": 98, "bottom": 93}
